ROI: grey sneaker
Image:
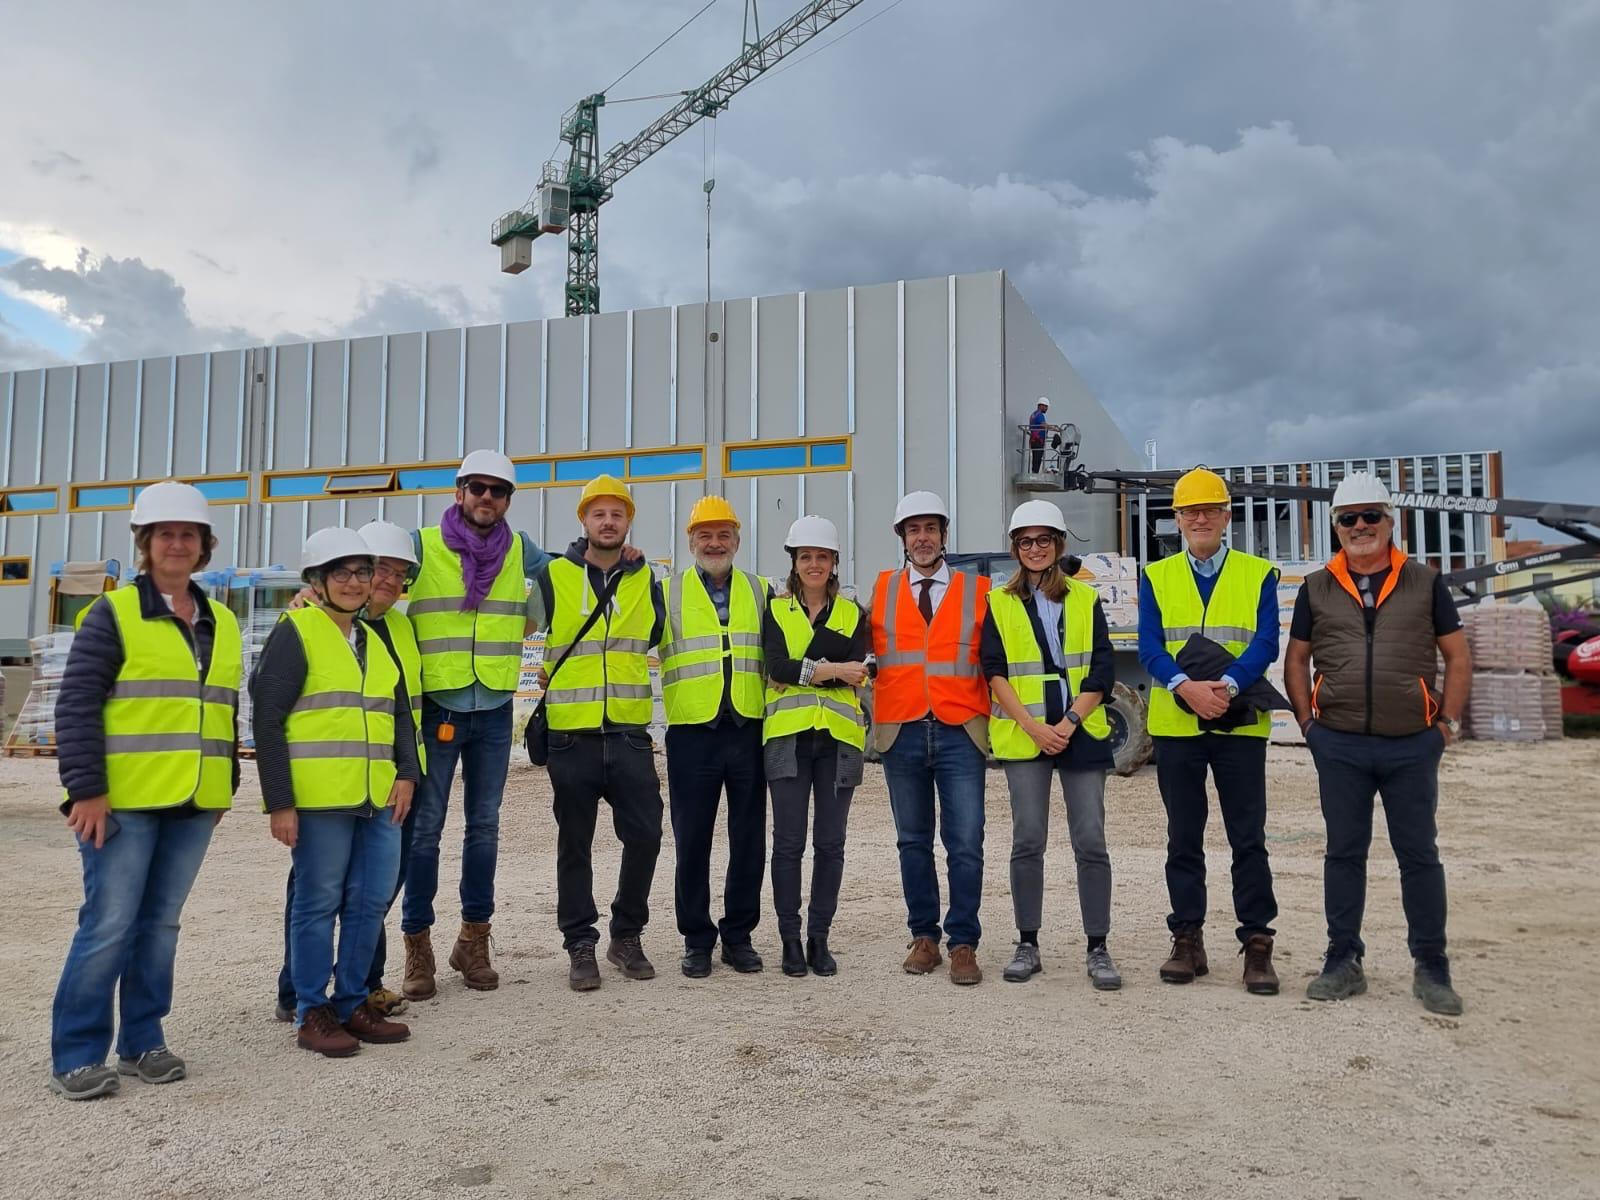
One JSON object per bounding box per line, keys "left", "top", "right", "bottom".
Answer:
{"left": 117, "top": 1047, "right": 186, "bottom": 1084}
{"left": 49, "top": 1064, "right": 120, "bottom": 1101}
{"left": 274, "top": 1003, "right": 294, "bottom": 1023}
{"left": 1307, "top": 955, "right": 1367, "bottom": 1002}
{"left": 1002, "top": 942, "right": 1042, "bottom": 982}
{"left": 1086, "top": 945, "right": 1123, "bottom": 991}
{"left": 1413, "top": 959, "right": 1464, "bottom": 1016}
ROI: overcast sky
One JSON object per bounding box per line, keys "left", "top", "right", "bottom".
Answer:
{"left": 2, "top": 0, "right": 1596, "bottom": 515}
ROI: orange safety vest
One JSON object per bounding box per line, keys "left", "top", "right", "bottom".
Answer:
{"left": 870, "top": 568, "right": 990, "bottom": 725}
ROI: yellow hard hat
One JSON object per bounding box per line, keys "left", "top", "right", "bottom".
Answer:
{"left": 685, "top": 494, "right": 740, "bottom": 533}
{"left": 577, "top": 474, "right": 634, "bottom": 520}
{"left": 1171, "top": 468, "right": 1230, "bottom": 509}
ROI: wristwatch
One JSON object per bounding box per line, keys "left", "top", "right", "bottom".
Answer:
{"left": 1441, "top": 716, "right": 1461, "bottom": 738}
{"left": 1224, "top": 680, "right": 1240, "bottom": 699}
{"left": 1065, "top": 711, "right": 1083, "bottom": 727}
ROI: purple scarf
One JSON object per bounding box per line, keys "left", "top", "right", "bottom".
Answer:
{"left": 441, "top": 503, "right": 513, "bottom": 611}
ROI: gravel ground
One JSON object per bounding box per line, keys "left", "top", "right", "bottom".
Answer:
{"left": 1, "top": 738, "right": 1597, "bottom": 1200}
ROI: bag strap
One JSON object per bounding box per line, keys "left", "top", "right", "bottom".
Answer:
{"left": 535, "top": 567, "right": 625, "bottom": 712}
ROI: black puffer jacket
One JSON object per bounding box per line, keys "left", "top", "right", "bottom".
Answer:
{"left": 56, "top": 575, "right": 241, "bottom": 809}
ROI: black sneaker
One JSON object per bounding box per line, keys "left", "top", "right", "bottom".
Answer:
{"left": 681, "top": 946, "right": 713, "bottom": 978}
{"left": 606, "top": 935, "right": 656, "bottom": 980}
{"left": 568, "top": 942, "right": 601, "bottom": 992}
{"left": 1307, "top": 953, "right": 1367, "bottom": 1002}
{"left": 1413, "top": 957, "right": 1464, "bottom": 1016}
{"left": 720, "top": 942, "right": 764, "bottom": 973}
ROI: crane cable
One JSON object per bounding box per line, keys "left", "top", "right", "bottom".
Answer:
{"left": 765, "top": 0, "right": 912, "bottom": 82}
{"left": 604, "top": 0, "right": 723, "bottom": 95}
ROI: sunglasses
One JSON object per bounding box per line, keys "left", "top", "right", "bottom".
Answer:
{"left": 463, "top": 480, "right": 513, "bottom": 501}
{"left": 1013, "top": 534, "right": 1059, "bottom": 551}
{"left": 326, "top": 565, "right": 374, "bottom": 583}
{"left": 1336, "top": 509, "right": 1387, "bottom": 528}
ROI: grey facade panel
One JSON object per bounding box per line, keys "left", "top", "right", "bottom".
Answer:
{"left": 505, "top": 320, "right": 541, "bottom": 456}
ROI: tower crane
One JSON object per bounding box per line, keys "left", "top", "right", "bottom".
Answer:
{"left": 491, "top": 0, "right": 869, "bottom": 316}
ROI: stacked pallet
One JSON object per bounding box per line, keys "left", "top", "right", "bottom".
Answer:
{"left": 1460, "top": 604, "right": 1561, "bottom": 740}
{"left": 1, "top": 631, "right": 73, "bottom": 755}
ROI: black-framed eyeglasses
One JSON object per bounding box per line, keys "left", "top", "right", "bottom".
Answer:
{"left": 1336, "top": 509, "right": 1387, "bottom": 528}
{"left": 326, "top": 565, "right": 374, "bottom": 583}
{"left": 372, "top": 563, "right": 407, "bottom": 582}
{"left": 1012, "top": 534, "right": 1059, "bottom": 551}
{"left": 463, "top": 480, "right": 513, "bottom": 501}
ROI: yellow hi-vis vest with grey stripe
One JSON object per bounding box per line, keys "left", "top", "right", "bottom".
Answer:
{"left": 408, "top": 526, "right": 526, "bottom": 693}
{"left": 986, "top": 583, "right": 1109, "bottom": 759}
{"left": 1144, "top": 549, "right": 1274, "bottom": 738}
{"left": 544, "top": 559, "right": 656, "bottom": 730}
{"left": 661, "top": 569, "right": 768, "bottom": 726}
{"left": 282, "top": 607, "right": 400, "bottom": 809}
{"left": 378, "top": 606, "right": 426, "bottom": 773}
{"left": 101, "top": 585, "right": 240, "bottom": 811}
{"left": 762, "top": 597, "right": 867, "bottom": 750}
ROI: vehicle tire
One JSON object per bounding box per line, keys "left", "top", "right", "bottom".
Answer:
{"left": 1106, "top": 682, "right": 1153, "bottom": 776}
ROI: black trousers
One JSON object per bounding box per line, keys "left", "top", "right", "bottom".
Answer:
{"left": 769, "top": 730, "right": 855, "bottom": 941}
{"left": 1307, "top": 723, "right": 1448, "bottom": 962}
{"left": 666, "top": 720, "right": 767, "bottom": 950}
{"left": 548, "top": 729, "right": 664, "bottom": 950}
{"left": 1154, "top": 734, "right": 1278, "bottom": 943}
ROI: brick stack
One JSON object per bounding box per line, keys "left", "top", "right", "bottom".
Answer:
{"left": 1459, "top": 604, "right": 1562, "bottom": 740}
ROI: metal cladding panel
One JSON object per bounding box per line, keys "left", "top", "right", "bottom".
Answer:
{"left": 1002, "top": 279, "right": 1135, "bottom": 554}
{"left": 274, "top": 344, "right": 311, "bottom": 472}
{"left": 954, "top": 272, "right": 1006, "bottom": 553}
{"left": 106, "top": 361, "right": 139, "bottom": 480}
{"left": 631, "top": 307, "right": 673, "bottom": 449}
{"left": 209, "top": 350, "right": 245, "bottom": 474}
{"left": 136, "top": 359, "right": 172, "bottom": 477}
{"left": 347, "top": 337, "right": 385, "bottom": 465}
{"left": 756, "top": 293, "right": 798, "bottom": 440}
{"left": 803, "top": 288, "right": 848, "bottom": 435}
{"left": 504, "top": 320, "right": 542, "bottom": 455}
{"left": 387, "top": 334, "right": 424, "bottom": 463}
{"left": 722, "top": 299, "right": 753, "bottom": 442}
{"left": 588, "top": 312, "right": 628, "bottom": 450}
{"left": 72, "top": 364, "right": 106, "bottom": 477}
{"left": 9, "top": 372, "right": 44, "bottom": 495}
{"left": 465, "top": 324, "right": 502, "bottom": 452}
{"left": 675, "top": 304, "right": 709, "bottom": 448}
{"left": 851, "top": 282, "right": 900, "bottom": 580}
{"left": 310, "top": 341, "right": 346, "bottom": 467}
{"left": 172, "top": 354, "right": 206, "bottom": 474}
{"left": 545, "top": 317, "right": 585, "bottom": 454}
{"left": 903, "top": 276, "right": 951, "bottom": 498}
{"left": 423, "top": 329, "right": 461, "bottom": 460}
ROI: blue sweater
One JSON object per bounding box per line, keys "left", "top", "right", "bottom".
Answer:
{"left": 1137, "top": 553, "right": 1280, "bottom": 690}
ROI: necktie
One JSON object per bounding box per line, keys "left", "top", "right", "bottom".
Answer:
{"left": 918, "top": 578, "right": 935, "bottom": 623}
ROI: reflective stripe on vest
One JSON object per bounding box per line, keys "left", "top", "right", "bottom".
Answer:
{"left": 661, "top": 568, "right": 768, "bottom": 726}
{"left": 379, "top": 606, "right": 427, "bottom": 773}
{"left": 99, "top": 587, "right": 241, "bottom": 812}
{"left": 762, "top": 597, "right": 866, "bottom": 750}
{"left": 1143, "top": 550, "right": 1274, "bottom": 738}
{"left": 986, "top": 583, "right": 1109, "bottom": 759}
{"left": 869, "top": 568, "right": 991, "bottom": 725}
{"left": 408, "top": 526, "right": 526, "bottom": 693}
{"left": 544, "top": 559, "right": 656, "bottom": 730}
{"left": 281, "top": 608, "right": 400, "bottom": 809}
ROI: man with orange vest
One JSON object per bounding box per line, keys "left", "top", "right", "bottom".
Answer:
{"left": 870, "top": 492, "right": 993, "bottom": 986}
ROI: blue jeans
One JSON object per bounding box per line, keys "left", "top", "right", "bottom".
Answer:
{"left": 289, "top": 809, "right": 402, "bottom": 1024}
{"left": 277, "top": 808, "right": 414, "bottom": 1010}
{"left": 881, "top": 718, "right": 988, "bottom": 947}
{"left": 402, "top": 698, "right": 512, "bottom": 935}
{"left": 51, "top": 809, "right": 216, "bottom": 1074}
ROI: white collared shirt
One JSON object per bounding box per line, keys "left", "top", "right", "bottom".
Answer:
{"left": 906, "top": 560, "right": 951, "bottom": 615}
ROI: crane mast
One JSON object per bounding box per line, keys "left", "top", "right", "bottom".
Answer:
{"left": 491, "top": 0, "right": 869, "bottom": 315}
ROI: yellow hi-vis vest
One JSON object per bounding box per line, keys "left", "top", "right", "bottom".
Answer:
{"left": 1144, "top": 549, "right": 1275, "bottom": 738}
{"left": 544, "top": 558, "right": 655, "bottom": 730}
{"left": 407, "top": 526, "right": 526, "bottom": 693}
{"left": 762, "top": 597, "right": 867, "bottom": 750}
{"left": 986, "top": 583, "right": 1110, "bottom": 760}
{"left": 377, "top": 606, "right": 426, "bottom": 773}
{"left": 281, "top": 607, "right": 400, "bottom": 809}
{"left": 100, "top": 585, "right": 240, "bottom": 811}
{"left": 661, "top": 568, "right": 768, "bottom": 726}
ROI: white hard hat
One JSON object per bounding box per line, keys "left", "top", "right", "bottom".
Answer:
{"left": 300, "top": 527, "right": 376, "bottom": 577}
{"left": 1036, "top": 397, "right": 1050, "bottom": 408}
{"left": 893, "top": 491, "right": 949, "bottom": 531}
{"left": 457, "top": 448, "right": 518, "bottom": 487}
{"left": 1330, "top": 471, "right": 1393, "bottom": 512}
{"left": 358, "top": 520, "right": 418, "bottom": 565}
{"left": 783, "top": 514, "right": 841, "bottom": 554}
{"left": 1009, "top": 499, "right": 1068, "bottom": 535}
{"left": 130, "top": 480, "right": 210, "bottom": 530}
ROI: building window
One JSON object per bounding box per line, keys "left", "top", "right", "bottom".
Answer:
{"left": 72, "top": 475, "right": 250, "bottom": 511}
{"left": 0, "top": 486, "right": 59, "bottom": 515}
{"left": 554, "top": 455, "right": 628, "bottom": 483}
{"left": 324, "top": 469, "right": 399, "bottom": 496}
{"left": 0, "top": 556, "right": 30, "bottom": 584}
{"left": 723, "top": 436, "right": 851, "bottom": 478}
{"left": 627, "top": 449, "right": 704, "bottom": 481}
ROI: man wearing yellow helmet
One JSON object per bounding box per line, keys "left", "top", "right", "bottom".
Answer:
{"left": 1138, "top": 467, "right": 1283, "bottom": 996}
{"left": 525, "top": 475, "right": 667, "bottom": 992}
{"left": 659, "top": 495, "right": 770, "bottom": 978}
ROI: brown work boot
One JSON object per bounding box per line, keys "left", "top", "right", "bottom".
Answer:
{"left": 605, "top": 935, "right": 657, "bottom": 981}
{"left": 1159, "top": 927, "right": 1209, "bottom": 984}
{"left": 1241, "top": 933, "right": 1280, "bottom": 995}
{"left": 343, "top": 1002, "right": 411, "bottom": 1044}
{"left": 296, "top": 1005, "right": 359, "bottom": 1058}
{"left": 449, "top": 921, "right": 500, "bottom": 991}
{"left": 402, "top": 930, "right": 436, "bottom": 1000}
{"left": 902, "top": 936, "right": 943, "bottom": 974}
{"left": 948, "top": 944, "right": 982, "bottom": 986}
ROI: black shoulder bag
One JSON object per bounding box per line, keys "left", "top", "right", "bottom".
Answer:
{"left": 525, "top": 571, "right": 621, "bottom": 766}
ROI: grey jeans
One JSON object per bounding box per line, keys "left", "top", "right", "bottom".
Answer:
{"left": 1003, "top": 760, "right": 1112, "bottom": 937}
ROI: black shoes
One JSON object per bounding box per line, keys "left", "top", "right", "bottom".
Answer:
{"left": 781, "top": 938, "right": 808, "bottom": 977}
{"left": 568, "top": 942, "right": 601, "bottom": 992}
{"left": 681, "top": 947, "right": 713, "bottom": 978}
{"left": 807, "top": 936, "right": 837, "bottom": 977}
{"left": 720, "top": 942, "right": 764, "bottom": 973}
{"left": 605, "top": 935, "right": 656, "bottom": 980}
